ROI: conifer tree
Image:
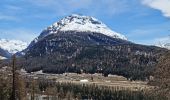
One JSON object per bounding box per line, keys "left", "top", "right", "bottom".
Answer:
{"left": 10, "top": 55, "right": 16, "bottom": 100}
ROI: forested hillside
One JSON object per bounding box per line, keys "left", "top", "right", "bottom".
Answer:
{"left": 0, "top": 32, "right": 167, "bottom": 81}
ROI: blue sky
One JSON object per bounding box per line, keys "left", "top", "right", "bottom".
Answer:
{"left": 0, "top": 0, "right": 170, "bottom": 45}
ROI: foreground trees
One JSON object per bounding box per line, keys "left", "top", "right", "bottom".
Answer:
{"left": 0, "top": 55, "right": 26, "bottom": 100}
{"left": 0, "top": 73, "right": 26, "bottom": 100}
{"left": 150, "top": 51, "right": 170, "bottom": 98}
{"left": 0, "top": 75, "right": 12, "bottom": 100}
{"left": 154, "top": 51, "right": 170, "bottom": 88}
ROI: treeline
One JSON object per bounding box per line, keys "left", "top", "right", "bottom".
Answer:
{"left": 48, "top": 82, "right": 167, "bottom": 100}
{"left": 26, "top": 80, "right": 168, "bottom": 100}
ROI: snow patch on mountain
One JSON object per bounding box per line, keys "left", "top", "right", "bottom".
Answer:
{"left": 155, "top": 36, "right": 170, "bottom": 49}
{"left": 0, "top": 56, "right": 7, "bottom": 60}
{"left": 39, "top": 14, "right": 127, "bottom": 40}
{"left": 0, "top": 39, "right": 28, "bottom": 54}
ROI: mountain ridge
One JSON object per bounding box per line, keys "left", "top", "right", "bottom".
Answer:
{"left": 155, "top": 37, "right": 170, "bottom": 49}
{"left": 0, "top": 39, "right": 28, "bottom": 54}
{"left": 15, "top": 14, "right": 167, "bottom": 80}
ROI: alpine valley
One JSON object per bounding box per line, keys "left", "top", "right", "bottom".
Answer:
{"left": 8, "top": 14, "right": 168, "bottom": 80}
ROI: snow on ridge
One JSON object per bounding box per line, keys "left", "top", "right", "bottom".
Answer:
{"left": 0, "top": 39, "right": 28, "bottom": 54}
{"left": 0, "top": 56, "right": 7, "bottom": 60}
{"left": 155, "top": 37, "right": 170, "bottom": 49}
{"left": 40, "top": 14, "right": 127, "bottom": 40}
{"left": 156, "top": 43, "right": 170, "bottom": 50}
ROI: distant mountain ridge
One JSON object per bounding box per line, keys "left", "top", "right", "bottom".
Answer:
{"left": 155, "top": 36, "right": 170, "bottom": 49}
{"left": 0, "top": 39, "right": 28, "bottom": 54}
{"left": 0, "top": 39, "right": 27, "bottom": 59}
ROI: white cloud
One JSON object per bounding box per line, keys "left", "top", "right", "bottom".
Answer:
{"left": 142, "top": 0, "right": 170, "bottom": 17}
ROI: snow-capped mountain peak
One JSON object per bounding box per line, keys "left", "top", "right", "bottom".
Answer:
{"left": 39, "top": 14, "right": 127, "bottom": 40}
{"left": 0, "top": 39, "right": 28, "bottom": 54}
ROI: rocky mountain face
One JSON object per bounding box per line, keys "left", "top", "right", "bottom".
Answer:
{"left": 19, "top": 14, "right": 167, "bottom": 80}
{"left": 0, "top": 48, "right": 10, "bottom": 59}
